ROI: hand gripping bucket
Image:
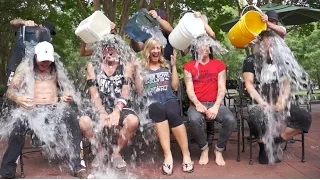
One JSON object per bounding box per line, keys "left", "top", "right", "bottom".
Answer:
{"left": 228, "top": 5, "right": 267, "bottom": 48}
{"left": 169, "top": 12, "right": 205, "bottom": 51}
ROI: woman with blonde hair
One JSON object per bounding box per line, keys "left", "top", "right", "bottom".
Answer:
{"left": 142, "top": 38, "right": 193, "bottom": 175}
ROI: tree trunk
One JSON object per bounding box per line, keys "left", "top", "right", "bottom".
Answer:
{"left": 93, "top": 0, "right": 101, "bottom": 11}
{"left": 139, "top": 0, "right": 148, "bottom": 9}
{"left": 101, "top": 0, "right": 117, "bottom": 22}
{"left": 119, "top": 0, "right": 132, "bottom": 36}
{"left": 76, "top": 0, "right": 89, "bottom": 17}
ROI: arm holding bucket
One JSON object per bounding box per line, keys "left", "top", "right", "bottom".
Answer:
{"left": 149, "top": 10, "right": 173, "bottom": 34}
{"left": 10, "top": 18, "right": 37, "bottom": 30}
{"left": 80, "top": 41, "right": 94, "bottom": 56}
{"left": 261, "top": 14, "right": 286, "bottom": 38}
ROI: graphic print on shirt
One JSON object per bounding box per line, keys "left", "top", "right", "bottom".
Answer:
{"left": 96, "top": 65, "right": 124, "bottom": 107}
{"left": 192, "top": 69, "right": 217, "bottom": 84}
{"left": 145, "top": 71, "right": 170, "bottom": 96}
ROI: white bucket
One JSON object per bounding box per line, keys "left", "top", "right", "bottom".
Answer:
{"left": 169, "top": 13, "right": 205, "bottom": 50}
{"left": 75, "top": 11, "right": 112, "bottom": 44}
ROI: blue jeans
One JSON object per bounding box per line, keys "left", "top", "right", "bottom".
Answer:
{"left": 187, "top": 102, "right": 236, "bottom": 151}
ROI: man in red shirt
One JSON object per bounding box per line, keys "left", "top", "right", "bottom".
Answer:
{"left": 183, "top": 37, "right": 236, "bottom": 166}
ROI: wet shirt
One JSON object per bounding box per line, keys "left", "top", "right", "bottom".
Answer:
{"left": 183, "top": 59, "right": 226, "bottom": 102}
{"left": 95, "top": 64, "right": 125, "bottom": 108}
{"left": 145, "top": 67, "right": 177, "bottom": 104}
{"left": 242, "top": 54, "right": 280, "bottom": 104}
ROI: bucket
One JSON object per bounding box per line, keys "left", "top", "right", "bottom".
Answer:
{"left": 228, "top": 6, "right": 267, "bottom": 48}
{"left": 169, "top": 12, "right": 205, "bottom": 50}
{"left": 75, "top": 11, "right": 112, "bottom": 44}
{"left": 124, "top": 8, "right": 159, "bottom": 43}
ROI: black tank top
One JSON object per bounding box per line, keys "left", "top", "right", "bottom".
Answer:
{"left": 95, "top": 64, "right": 124, "bottom": 108}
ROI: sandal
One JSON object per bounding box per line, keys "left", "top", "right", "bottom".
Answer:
{"left": 112, "top": 156, "right": 127, "bottom": 170}
{"left": 162, "top": 163, "right": 173, "bottom": 175}
{"left": 182, "top": 161, "right": 194, "bottom": 173}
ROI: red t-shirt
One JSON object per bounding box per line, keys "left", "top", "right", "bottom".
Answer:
{"left": 183, "top": 59, "right": 226, "bottom": 102}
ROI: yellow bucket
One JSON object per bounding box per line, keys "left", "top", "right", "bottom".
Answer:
{"left": 228, "top": 10, "right": 267, "bottom": 48}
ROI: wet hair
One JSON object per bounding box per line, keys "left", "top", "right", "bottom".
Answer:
{"left": 142, "top": 38, "right": 169, "bottom": 69}
{"left": 190, "top": 35, "right": 214, "bottom": 60}
{"left": 259, "top": 30, "right": 277, "bottom": 39}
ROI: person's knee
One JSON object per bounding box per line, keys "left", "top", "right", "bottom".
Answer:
{"left": 123, "top": 114, "right": 139, "bottom": 130}
{"left": 224, "top": 114, "right": 236, "bottom": 129}
{"left": 79, "top": 116, "right": 93, "bottom": 133}
{"left": 187, "top": 106, "right": 203, "bottom": 125}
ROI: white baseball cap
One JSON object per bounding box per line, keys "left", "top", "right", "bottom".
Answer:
{"left": 35, "top": 41, "right": 54, "bottom": 62}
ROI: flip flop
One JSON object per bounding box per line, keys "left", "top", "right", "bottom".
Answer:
{"left": 162, "top": 163, "right": 173, "bottom": 175}
{"left": 112, "top": 156, "right": 127, "bottom": 170}
{"left": 182, "top": 161, "right": 194, "bottom": 173}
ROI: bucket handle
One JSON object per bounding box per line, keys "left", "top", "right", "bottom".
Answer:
{"left": 241, "top": 5, "right": 263, "bottom": 16}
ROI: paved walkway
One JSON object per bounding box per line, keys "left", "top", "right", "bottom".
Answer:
{"left": 0, "top": 105, "right": 319, "bottom": 178}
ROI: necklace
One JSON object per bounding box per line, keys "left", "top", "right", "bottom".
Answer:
{"left": 109, "top": 65, "right": 113, "bottom": 69}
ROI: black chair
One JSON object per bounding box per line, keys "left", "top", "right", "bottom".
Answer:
{"left": 19, "top": 130, "right": 43, "bottom": 178}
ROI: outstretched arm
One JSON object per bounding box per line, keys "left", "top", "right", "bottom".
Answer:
{"left": 10, "top": 18, "right": 37, "bottom": 30}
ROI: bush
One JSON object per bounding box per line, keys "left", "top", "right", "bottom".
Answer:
{"left": 0, "top": 84, "right": 6, "bottom": 96}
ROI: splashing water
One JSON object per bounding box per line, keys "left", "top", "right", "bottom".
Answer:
{"left": 0, "top": 42, "right": 84, "bottom": 170}
{"left": 141, "top": 26, "right": 167, "bottom": 47}
{"left": 251, "top": 32, "right": 311, "bottom": 164}
{"left": 191, "top": 34, "right": 228, "bottom": 63}
{"left": 83, "top": 34, "right": 159, "bottom": 178}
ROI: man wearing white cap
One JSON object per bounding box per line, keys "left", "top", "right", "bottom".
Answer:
{"left": 0, "top": 42, "right": 88, "bottom": 178}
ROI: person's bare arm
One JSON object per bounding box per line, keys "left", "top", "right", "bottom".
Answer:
{"left": 80, "top": 42, "right": 93, "bottom": 56}
{"left": 157, "top": 18, "right": 173, "bottom": 34}
{"left": 86, "top": 63, "right": 107, "bottom": 114}
{"left": 267, "top": 22, "right": 286, "bottom": 38}
{"left": 243, "top": 72, "right": 266, "bottom": 105}
{"left": 132, "top": 60, "right": 144, "bottom": 95}
{"left": 10, "top": 18, "right": 37, "bottom": 30}
{"left": 170, "top": 51, "right": 179, "bottom": 91}
{"left": 203, "top": 23, "right": 215, "bottom": 39}
{"left": 214, "top": 70, "right": 226, "bottom": 107}
{"left": 6, "top": 63, "right": 25, "bottom": 102}
{"left": 184, "top": 70, "right": 200, "bottom": 105}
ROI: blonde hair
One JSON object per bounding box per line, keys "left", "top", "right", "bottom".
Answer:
{"left": 142, "top": 38, "right": 170, "bottom": 69}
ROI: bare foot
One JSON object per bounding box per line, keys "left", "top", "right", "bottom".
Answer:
{"left": 199, "top": 147, "right": 209, "bottom": 165}
{"left": 214, "top": 150, "right": 226, "bottom": 166}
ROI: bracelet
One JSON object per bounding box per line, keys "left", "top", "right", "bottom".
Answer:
{"left": 117, "top": 98, "right": 127, "bottom": 107}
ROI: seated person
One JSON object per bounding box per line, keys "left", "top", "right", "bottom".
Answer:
{"left": 242, "top": 30, "right": 312, "bottom": 164}
{"left": 79, "top": 35, "right": 139, "bottom": 171}
{"left": 0, "top": 42, "right": 87, "bottom": 178}
{"left": 142, "top": 38, "right": 193, "bottom": 175}
{"left": 183, "top": 36, "right": 236, "bottom": 166}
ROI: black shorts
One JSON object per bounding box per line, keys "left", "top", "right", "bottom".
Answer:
{"left": 85, "top": 108, "right": 137, "bottom": 126}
